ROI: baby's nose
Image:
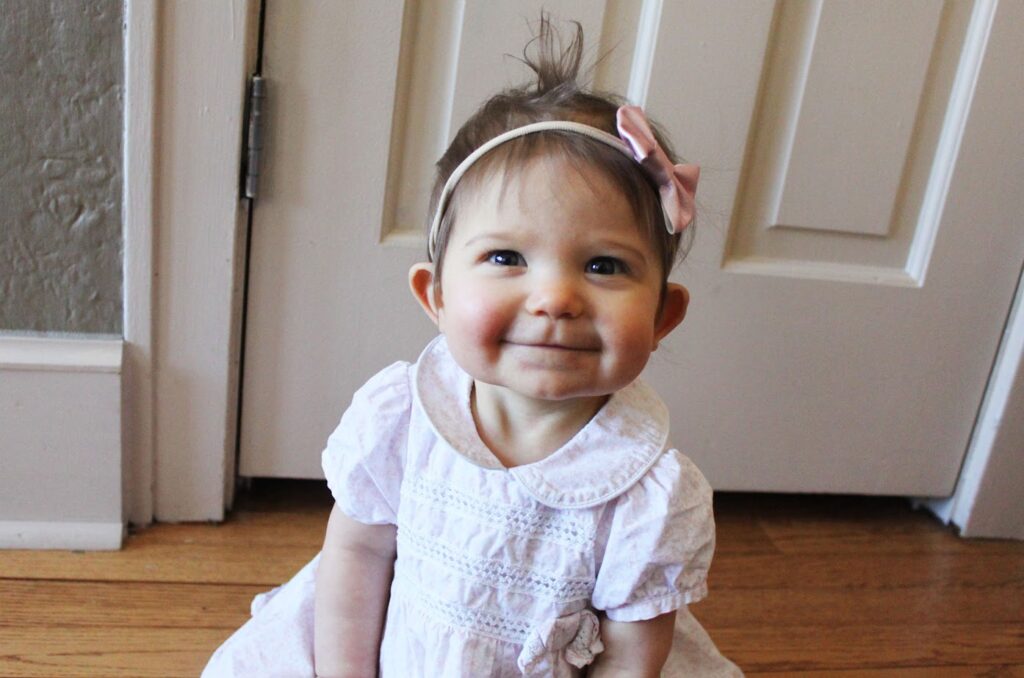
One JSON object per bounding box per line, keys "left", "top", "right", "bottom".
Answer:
{"left": 525, "top": 275, "right": 584, "bottom": 319}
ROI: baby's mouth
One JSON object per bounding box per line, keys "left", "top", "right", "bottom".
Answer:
{"left": 505, "top": 340, "right": 600, "bottom": 352}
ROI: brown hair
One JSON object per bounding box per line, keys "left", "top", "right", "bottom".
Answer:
{"left": 427, "top": 15, "right": 694, "bottom": 300}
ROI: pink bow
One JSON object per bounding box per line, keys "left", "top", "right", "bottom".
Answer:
{"left": 616, "top": 105, "right": 700, "bottom": 235}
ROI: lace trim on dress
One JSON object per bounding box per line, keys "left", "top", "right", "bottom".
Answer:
{"left": 397, "top": 528, "right": 593, "bottom": 602}
{"left": 405, "top": 476, "right": 592, "bottom": 548}
{"left": 393, "top": 569, "right": 534, "bottom": 644}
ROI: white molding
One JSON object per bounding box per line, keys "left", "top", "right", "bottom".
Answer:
{"left": 380, "top": 0, "right": 464, "bottom": 243}
{"left": 123, "top": 0, "right": 157, "bottom": 527}
{"left": 151, "top": 0, "right": 257, "bottom": 521}
{"left": 1, "top": 339, "right": 124, "bottom": 549}
{"left": 0, "top": 335, "right": 121, "bottom": 372}
{"left": 925, "top": 262, "right": 1024, "bottom": 539}
{"left": 0, "top": 522, "right": 124, "bottom": 551}
{"left": 906, "top": 0, "right": 997, "bottom": 284}
{"left": 626, "top": 0, "right": 664, "bottom": 106}
{"left": 721, "top": 256, "right": 920, "bottom": 288}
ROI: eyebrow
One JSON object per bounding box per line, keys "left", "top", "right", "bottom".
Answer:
{"left": 589, "top": 238, "right": 651, "bottom": 264}
{"left": 462, "top": 232, "right": 521, "bottom": 248}
{"left": 462, "top": 231, "right": 652, "bottom": 262}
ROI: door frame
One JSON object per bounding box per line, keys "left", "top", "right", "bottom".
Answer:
{"left": 122, "top": 0, "right": 156, "bottom": 526}
{"left": 134, "top": 0, "right": 1023, "bottom": 536}
{"left": 123, "top": 0, "right": 259, "bottom": 523}
{"left": 925, "top": 261, "right": 1024, "bottom": 538}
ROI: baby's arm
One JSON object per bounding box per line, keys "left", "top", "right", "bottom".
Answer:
{"left": 587, "top": 611, "right": 677, "bottom": 678}
{"left": 314, "top": 503, "right": 397, "bottom": 678}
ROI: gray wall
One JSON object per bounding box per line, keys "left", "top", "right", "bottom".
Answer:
{"left": 0, "top": 0, "right": 124, "bottom": 334}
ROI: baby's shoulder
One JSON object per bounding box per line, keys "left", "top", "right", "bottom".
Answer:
{"left": 618, "top": 448, "right": 713, "bottom": 513}
{"left": 332, "top": 360, "right": 415, "bottom": 440}
{"left": 351, "top": 360, "right": 414, "bottom": 408}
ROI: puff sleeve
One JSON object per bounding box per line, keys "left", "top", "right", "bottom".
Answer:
{"left": 590, "top": 449, "right": 715, "bottom": 623}
{"left": 320, "top": 360, "right": 412, "bottom": 525}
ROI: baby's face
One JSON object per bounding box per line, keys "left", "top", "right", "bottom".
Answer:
{"left": 430, "top": 156, "right": 685, "bottom": 403}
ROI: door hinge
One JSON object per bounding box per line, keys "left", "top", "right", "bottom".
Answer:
{"left": 243, "top": 75, "right": 266, "bottom": 199}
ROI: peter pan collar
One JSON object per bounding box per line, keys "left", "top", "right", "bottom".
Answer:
{"left": 413, "top": 335, "right": 670, "bottom": 510}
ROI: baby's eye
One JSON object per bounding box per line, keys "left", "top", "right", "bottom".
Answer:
{"left": 586, "top": 257, "right": 627, "bottom": 275}
{"left": 486, "top": 250, "right": 525, "bottom": 267}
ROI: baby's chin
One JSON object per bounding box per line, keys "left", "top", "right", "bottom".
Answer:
{"left": 472, "top": 375, "right": 617, "bottom": 405}
{"left": 448, "top": 346, "right": 641, "bottom": 403}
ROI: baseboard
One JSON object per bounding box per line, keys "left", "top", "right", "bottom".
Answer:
{"left": 0, "top": 521, "right": 124, "bottom": 550}
{"left": 0, "top": 333, "right": 121, "bottom": 372}
{"left": 0, "top": 334, "right": 124, "bottom": 550}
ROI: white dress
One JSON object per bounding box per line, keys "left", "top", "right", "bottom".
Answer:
{"left": 203, "top": 336, "right": 741, "bottom": 677}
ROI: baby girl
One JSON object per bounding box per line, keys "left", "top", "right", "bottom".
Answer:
{"left": 204, "top": 17, "right": 740, "bottom": 678}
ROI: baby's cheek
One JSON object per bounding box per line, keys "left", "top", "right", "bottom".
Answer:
{"left": 611, "top": 322, "right": 659, "bottom": 377}
{"left": 446, "top": 294, "right": 509, "bottom": 347}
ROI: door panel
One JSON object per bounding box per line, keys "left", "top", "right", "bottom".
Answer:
{"left": 241, "top": 1, "right": 1024, "bottom": 496}
{"left": 644, "top": 0, "right": 1023, "bottom": 493}
{"left": 240, "top": 0, "right": 423, "bottom": 479}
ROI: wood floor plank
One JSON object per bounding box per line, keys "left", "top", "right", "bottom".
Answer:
{"left": 0, "top": 580, "right": 261, "bottom": 629}
{"left": 706, "top": 552, "right": 1024, "bottom": 590}
{"left": 759, "top": 519, "right": 1023, "bottom": 557}
{"left": 691, "top": 582, "right": 1024, "bottom": 628}
{"left": 127, "top": 510, "right": 329, "bottom": 547}
{"left": 711, "top": 623, "right": 1024, "bottom": 673}
{"left": 0, "top": 542, "right": 319, "bottom": 585}
{"left": 0, "top": 508, "right": 326, "bottom": 585}
{"left": 708, "top": 516, "right": 781, "bottom": 556}
{"left": 723, "top": 495, "right": 1024, "bottom": 558}
{"left": 751, "top": 667, "right": 1024, "bottom": 677}
{"left": 0, "top": 628, "right": 223, "bottom": 678}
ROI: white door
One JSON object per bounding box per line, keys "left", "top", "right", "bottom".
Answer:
{"left": 240, "top": 1, "right": 1024, "bottom": 497}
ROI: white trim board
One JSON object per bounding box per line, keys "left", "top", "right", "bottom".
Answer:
{"left": 0, "top": 522, "right": 124, "bottom": 551}
{"left": 0, "top": 336, "right": 124, "bottom": 550}
{"left": 150, "top": 0, "right": 258, "bottom": 521}
{"left": 122, "top": 0, "right": 157, "bottom": 527}
{"left": 925, "top": 260, "right": 1024, "bottom": 539}
{"left": 0, "top": 334, "right": 121, "bottom": 372}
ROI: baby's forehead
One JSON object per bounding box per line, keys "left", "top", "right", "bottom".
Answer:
{"left": 456, "top": 151, "right": 631, "bottom": 215}
{"left": 449, "top": 167, "right": 656, "bottom": 261}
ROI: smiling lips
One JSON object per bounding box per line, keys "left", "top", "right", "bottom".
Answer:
{"left": 505, "top": 340, "right": 600, "bottom": 352}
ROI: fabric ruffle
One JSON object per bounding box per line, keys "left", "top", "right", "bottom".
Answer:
{"left": 591, "top": 449, "right": 715, "bottom": 622}
{"left": 321, "top": 360, "right": 411, "bottom": 525}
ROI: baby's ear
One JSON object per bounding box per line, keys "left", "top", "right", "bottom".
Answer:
{"left": 408, "top": 262, "right": 440, "bottom": 325}
{"left": 652, "top": 283, "right": 689, "bottom": 349}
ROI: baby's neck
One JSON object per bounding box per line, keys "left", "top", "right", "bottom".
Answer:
{"left": 470, "top": 381, "right": 609, "bottom": 468}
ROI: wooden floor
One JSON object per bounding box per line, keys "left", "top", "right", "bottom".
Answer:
{"left": 1, "top": 481, "right": 1022, "bottom": 677}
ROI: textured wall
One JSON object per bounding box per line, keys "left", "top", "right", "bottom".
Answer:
{"left": 0, "top": 0, "right": 124, "bottom": 333}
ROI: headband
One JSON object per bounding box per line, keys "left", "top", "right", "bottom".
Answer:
{"left": 427, "top": 105, "right": 699, "bottom": 260}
